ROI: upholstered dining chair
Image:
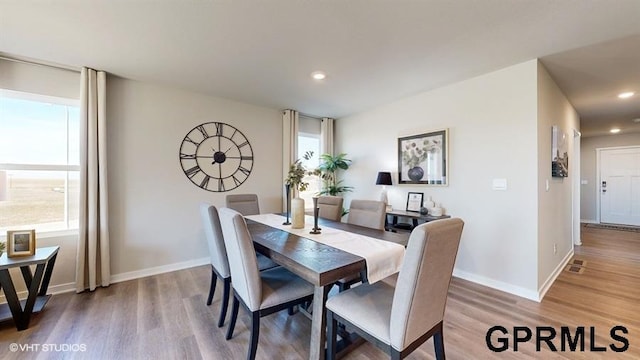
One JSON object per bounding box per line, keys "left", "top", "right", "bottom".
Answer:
{"left": 326, "top": 218, "right": 464, "bottom": 360}
{"left": 347, "top": 199, "right": 386, "bottom": 230}
{"left": 225, "top": 194, "right": 260, "bottom": 215}
{"left": 317, "top": 195, "right": 344, "bottom": 222}
{"left": 200, "top": 203, "right": 277, "bottom": 328}
{"left": 218, "top": 207, "right": 315, "bottom": 360}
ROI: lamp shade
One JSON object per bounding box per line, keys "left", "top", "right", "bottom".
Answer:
{"left": 375, "top": 172, "right": 392, "bottom": 185}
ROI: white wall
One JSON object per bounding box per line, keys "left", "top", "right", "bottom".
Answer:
{"left": 1, "top": 58, "right": 283, "bottom": 293}
{"left": 536, "top": 62, "right": 580, "bottom": 292}
{"left": 580, "top": 133, "right": 640, "bottom": 222}
{"left": 336, "top": 60, "right": 541, "bottom": 299}
{"left": 107, "top": 76, "right": 282, "bottom": 277}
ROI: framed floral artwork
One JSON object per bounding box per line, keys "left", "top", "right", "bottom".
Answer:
{"left": 398, "top": 129, "right": 448, "bottom": 185}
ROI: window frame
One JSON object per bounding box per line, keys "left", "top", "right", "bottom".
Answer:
{"left": 0, "top": 89, "right": 81, "bottom": 235}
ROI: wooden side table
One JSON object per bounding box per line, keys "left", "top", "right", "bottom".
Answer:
{"left": 0, "top": 246, "right": 59, "bottom": 330}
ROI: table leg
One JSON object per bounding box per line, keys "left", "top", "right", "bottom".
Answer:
{"left": 309, "top": 285, "right": 330, "bottom": 360}
{"left": 22, "top": 264, "right": 46, "bottom": 327}
{"left": 0, "top": 269, "right": 25, "bottom": 329}
{"left": 38, "top": 253, "right": 58, "bottom": 296}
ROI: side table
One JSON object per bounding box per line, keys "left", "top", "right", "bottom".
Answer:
{"left": 0, "top": 246, "right": 59, "bottom": 330}
{"left": 385, "top": 209, "right": 451, "bottom": 232}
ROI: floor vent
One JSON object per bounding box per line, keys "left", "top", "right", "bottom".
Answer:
{"left": 583, "top": 223, "right": 640, "bottom": 232}
{"left": 565, "top": 259, "right": 586, "bottom": 274}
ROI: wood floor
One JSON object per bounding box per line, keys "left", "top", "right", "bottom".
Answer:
{"left": 0, "top": 225, "right": 638, "bottom": 359}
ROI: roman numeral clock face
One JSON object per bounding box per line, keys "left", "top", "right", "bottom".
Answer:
{"left": 179, "top": 122, "right": 254, "bottom": 192}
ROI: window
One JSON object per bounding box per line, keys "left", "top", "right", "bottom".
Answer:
{"left": 298, "top": 133, "right": 320, "bottom": 209}
{"left": 0, "top": 89, "right": 80, "bottom": 233}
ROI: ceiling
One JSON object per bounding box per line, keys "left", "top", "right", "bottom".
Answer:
{"left": 1, "top": 1, "right": 639, "bottom": 137}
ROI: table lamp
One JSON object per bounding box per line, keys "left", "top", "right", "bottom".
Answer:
{"left": 375, "top": 171, "right": 392, "bottom": 210}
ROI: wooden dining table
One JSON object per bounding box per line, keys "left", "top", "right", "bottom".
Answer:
{"left": 245, "top": 215, "right": 409, "bottom": 360}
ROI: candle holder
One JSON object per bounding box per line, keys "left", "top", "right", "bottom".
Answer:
{"left": 310, "top": 196, "right": 321, "bottom": 234}
{"left": 282, "top": 184, "right": 291, "bottom": 225}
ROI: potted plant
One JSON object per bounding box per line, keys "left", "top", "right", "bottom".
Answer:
{"left": 285, "top": 151, "right": 313, "bottom": 228}
{"left": 311, "top": 153, "right": 353, "bottom": 196}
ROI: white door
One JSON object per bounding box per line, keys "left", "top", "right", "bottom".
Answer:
{"left": 599, "top": 147, "right": 640, "bottom": 226}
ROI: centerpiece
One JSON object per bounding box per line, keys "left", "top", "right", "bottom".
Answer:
{"left": 285, "top": 151, "right": 313, "bottom": 229}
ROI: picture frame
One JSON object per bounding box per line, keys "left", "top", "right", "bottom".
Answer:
{"left": 551, "top": 125, "right": 568, "bottom": 177}
{"left": 398, "top": 129, "right": 448, "bottom": 185}
{"left": 406, "top": 192, "right": 424, "bottom": 212}
{"left": 7, "top": 230, "right": 36, "bottom": 257}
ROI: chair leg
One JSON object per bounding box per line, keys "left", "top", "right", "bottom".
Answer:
{"left": 326, "top": 310, "right": 337, "bottom": 360}
{"left": 434, "top": 324, "right": 445, "bottom": 360}
{"left": 206, "top": 267, "right": 217, "bottom": 306}
{"left": 226, "top": 296, "right": 240, "bottom": 340}
{"left": 248, "top": 311, "right": 260, "bottom": 360}
{"left": 218, "top": 277, "right": 231, "bottom": 327}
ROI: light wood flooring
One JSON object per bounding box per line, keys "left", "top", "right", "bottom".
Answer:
{"left": 0, "top": 225, "right": 638, "bottom": 359}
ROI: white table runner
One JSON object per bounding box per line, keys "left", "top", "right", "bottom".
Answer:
{"left": 245, "top": 214, "right": 405, "bottom": 284}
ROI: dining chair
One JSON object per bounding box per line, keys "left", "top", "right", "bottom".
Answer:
{"left": 200, "top": 203, "right": 277, "bottom": 328}
{"left": 326, "top": 218, "right": 464, "bottom": 360}
{"left": 218, "top": 207, "right": 315, "bottom": 360}
{"left": 317, "top": 195, "right": 344, "bottom": 222}
{"left": 347, "top": 199, "right": 386, "bottom": 230}
{"left": 225, "top": 194, "right": 260, "bottom": 215}
{"left": 337, "top": 199, "right": 388, "bottom": 291}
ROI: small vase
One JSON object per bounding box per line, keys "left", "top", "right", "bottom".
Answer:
{"left": 424, "top": 196, "right": 435, "bottom": 209}
{"left": 408, "top": 166, "right": 424, "bottom": 181}
{"left": 291, "top": 197, "right": 305, "bottom": 229}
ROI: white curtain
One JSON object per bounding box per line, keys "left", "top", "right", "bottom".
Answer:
{"left": 282, "top": 109, "right": 299, "bottom": 207}
{"left": 321, "top": 117, "right": 334, "bottom": 156}
{"left": 76, "top": 67, "right": 110, "bottom": 292}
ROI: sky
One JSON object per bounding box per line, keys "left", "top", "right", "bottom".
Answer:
{"left": 0, "top": 94, "right": 79, "bottom": 178}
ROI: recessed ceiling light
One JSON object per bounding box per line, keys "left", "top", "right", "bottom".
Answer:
{"left": 632, "top": 118, "right": 640, "bottom": 123}
{"left": 311, "top": 71, "right": 327, "bottom": 80}
{"left": 610, "top": 128, "right": 621, "bottom": 133}
{"left": 618, "top": 91, "right": 635, "bottom": 99}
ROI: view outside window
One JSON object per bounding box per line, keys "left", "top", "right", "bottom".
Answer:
{"left": 298, "top": 134, "right": 320, "bottom": 209}
{"left": 0, "top": 90, "right": 80, "bottom": 232}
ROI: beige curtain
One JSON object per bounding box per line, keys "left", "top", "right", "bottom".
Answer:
{"left": 76, "top": 67, "right": 110, "bottom": 292}
{"left": 282, "top": 109, "right": 299, "bottom": 207}
{"left": 321, "top": 117, "right": 334, "bottom": 156}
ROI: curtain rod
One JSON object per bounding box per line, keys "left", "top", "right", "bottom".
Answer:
{"left": 0, "top": 54, "right": 80, "bottom": 73}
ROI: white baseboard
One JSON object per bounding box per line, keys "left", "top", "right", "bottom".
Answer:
{"left": 452, "top": 268, "right": 541, "bottom": 302}
{"left": 0, "top": 282, "right": 76, "bottom": 303}
{"left": 110, "top": 257, "right": 210, "bottom": 284}
{"left": 538, "top": 249, "right": 574, "bottom": 300}
{"left": 0, "top": 257, "right": 210, "bottom": 304}
{"left": 580, "top": 219, "right": 598, "bottom": 224}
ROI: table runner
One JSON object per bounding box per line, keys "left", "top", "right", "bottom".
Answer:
{"left": 245, "top": 214, "right": 405, "bottom": 283}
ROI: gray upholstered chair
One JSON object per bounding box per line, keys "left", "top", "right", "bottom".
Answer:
{"left": 326, "top": 218, "right": 464, "bottom": 360}
{"left": 200, "top": 203, "right": 277, "bottom": 328}
{"left": 218, "top": 208, "right": 315, "bottom": 360}
{"left": 347, "top": 199, "right": 386, "bottom": 230}
{"left": 318, "top": 195, "right": 344, "bottom": 222}
{"left": 225, "top": 194, "right": 260, "bottom": 215}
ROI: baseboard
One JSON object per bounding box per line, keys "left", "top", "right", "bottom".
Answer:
{"left": 110, "top": 257, "right": 210, "bottom": 284}
{"left": 0, "top": 282, "right": 76, "bottom": 303}
{"left": 538, "top": 249, "right": 574, "bottom": 300}
{"left": 580, "top": 219, "right": 598, "bottom": 224}
{"left": 0, "top": 258, "right": 210, "bottom": 304}
{"left": 452, "top": 268, "right": 540, "bottom": 302}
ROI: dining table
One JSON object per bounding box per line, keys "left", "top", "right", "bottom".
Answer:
{"left": 245, "top": 214, "right": 409, "bottom": 360}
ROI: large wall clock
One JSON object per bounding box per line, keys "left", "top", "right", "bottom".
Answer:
{"left": 179, "top": 122, "right": 254, "bottom": 192}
